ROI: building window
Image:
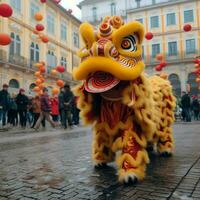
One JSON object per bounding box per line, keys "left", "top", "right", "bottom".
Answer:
{"left": 188, "top": 73, "right": 199, "bottom": 96}
{"left": 92, "top": 7, "right": 97, "bottom": 22}
{"left": 111, "top": 3, "right": 116, "bottom": 16}
{"left": 167, "top": 13, "right": 176, "bottom": 26}
{"left": 135, "top": 0, "right": 141, "bottom": 8}
{"left": 47, "top": 13, "right": 55, "bottom": 34}
{"left": 150, "top": 16, "right": 159, "bottom": 28}
{"left": 9, "top": 32, "right": 21, "bottom": 56}
{"left": 186, "top": 39, "right": 195, "bottom": 54}
{"left": 61, "top": 57, "right": 67, "bottom": 70}
{"left": 142, "top": 45, "right": 144, "bottom": 59}
{"left": 152, "top": 44, "right": 160, "bottom": 58}
{"left": 152, "top": 0, "right": 156, "bottom": 4}
{"left": 136, "top": 18, "right": 143, "bottom": 24}
{"left": 184, "top": 10, "right": 194, "bottom": 23}
{"left": 168, "top": 41, "right": 177, "bottom": 56}
{"left": 61, "top": 22, "right": 67, "bottom": 41}
{"left": 9, "top": 79, "right": 20, "bottom": 89}
{"left": 73, "top": 32, "right": 79, "bottom": 48}
{"left": 168, "top": 74, "right": 181, "bottom": 97}
{"left": 10, "top": 0, "right": 21, "bottom": 13}
{"left": 30, "top": 42, "right": 40, "bottom": 62}
{"left": 30, "top": 2, "right": 39, "bottom": 19}
{"left": 46, "top": 50, "right": 57, "bottom": 70}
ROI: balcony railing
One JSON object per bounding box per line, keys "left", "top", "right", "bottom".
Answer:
{"left": 0, "top": 50, "right": 73, "bottom": 81}
{"left": 144, "top": 50, "right": 199, "bottom": 66}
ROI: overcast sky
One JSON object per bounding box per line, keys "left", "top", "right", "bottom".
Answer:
{"left": 61, "top": 0, "right": 82, "bottom": 19}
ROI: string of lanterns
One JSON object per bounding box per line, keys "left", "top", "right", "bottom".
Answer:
{"left": 0, "top": 3, "right": 13, "bottom": 46}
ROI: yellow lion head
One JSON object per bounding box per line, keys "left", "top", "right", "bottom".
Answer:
{"left": 73, "top": 16, "right": 145, "bottom": 93}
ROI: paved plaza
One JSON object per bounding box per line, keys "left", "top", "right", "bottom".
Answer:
{"left": 0, "top": 122, "right": 200, "bottom": 200}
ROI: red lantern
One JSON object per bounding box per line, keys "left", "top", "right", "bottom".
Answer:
{"left": 51, "top": 69, "right": 58, "bottom": 76}
{"left": 35, "top": 24, "right": 44, "bottom": 31}
{"left": 145, "top": 32, "right": 153, "bottom": 40}
{"left": 160, "top": 61, "right": 167, "bottom": 68}
{"left": 35, "top": 79, "right": 42, "bottom": 85}
{"left": 40, "top": 35, "right": 49, "bottom": 43}
{"left": 183, "top": 24, "right": 192, "bottom": 32}
{"left": 56, "top": 79, "right": 64, "bottom": 87}
{"left": 52, "top": 88, "right": 59, "bottom": 95}
{"left": 56, "top": 65, "right": 65, "bottom": 73}
{"left": 0, "top": 33, "right": 11, "bottom": 45}
{"left": 34, "top": 12, "right": 43, "bottom": 21}
{"left": 155, "top": 64, "right": 162, "bottom": 71}
{"left": 33, "top": 86, "right": 40, "bottom": 92}
{"left": 193, "top": 59, "right": 200, "bottom": 64}
{"left": 156, "top": 54, "right": 163, "bottom": 61}
{"left": 40, "top": 66, "right": 46, "bottom": 73}
{"left": 0, "top": 3, "right": 13, "bottom": 18}
{"left": 40, "top": 0, "right": 46, "bottom": 3}
{"left": 34, "top": 71, "right": 41, "bottom": 78}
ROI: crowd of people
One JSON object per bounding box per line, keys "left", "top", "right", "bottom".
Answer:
{"left": 0, "top": 83, "right": 80, "bottom": 130}
{"left": 175, "top": 91, "right": 200, "bottom": 122}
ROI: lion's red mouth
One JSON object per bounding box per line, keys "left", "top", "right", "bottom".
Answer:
{"left": 84, "top": 71, "right": 120, "bottom": 93}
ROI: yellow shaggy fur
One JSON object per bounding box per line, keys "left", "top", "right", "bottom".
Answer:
{"left": 73, "top": 16, "right": 176, "bottom": 183}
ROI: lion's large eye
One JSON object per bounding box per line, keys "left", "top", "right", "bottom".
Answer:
{"left": 121, "top": 35, "right": 137, "bottom": 52}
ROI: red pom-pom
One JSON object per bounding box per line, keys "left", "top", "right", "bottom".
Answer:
{"left": 155, "top": 64, "right": 162, "bottom": 71}
{"left": 0, "top": 3, "right": 13, "bottom": 18}
{"left": 40, "top": 0, "right": 46, "bottom": 3}
{"left": 183, "top": 24, "right": 192, "bottom": 32}
{"left": 56, "top": 65, "right": 65, "bottom": 73}
{"left": 145, "top": 32, "right": 153, "bottom": 40}
{"left": 0, "top": 33, "right": 12, "bottom": 45}
{"left": 36, "top": 24, "right": 45, "bottom": 31}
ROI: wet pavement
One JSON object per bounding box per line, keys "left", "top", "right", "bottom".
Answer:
{"left": 0, "top": 122, "right": 200, "bottom": 200}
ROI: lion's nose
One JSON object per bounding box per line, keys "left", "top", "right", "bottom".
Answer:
{"left": 90, "top": 38, "right": 119, "bottom": 58}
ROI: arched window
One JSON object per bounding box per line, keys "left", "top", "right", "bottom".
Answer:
{"left": 30, "top": 42, "right": 40, "bottom": 62}
{"left": 9, "top": 79, "right": 20, "bottom": 89}
{"left": 168, "top": 74, "right": 181, "bottom": 97}
{"left": 9, "top": 32, "right": 21, "bottom": 56}
{"left": 187, "top": 73, "right": 199, "bottom": 96}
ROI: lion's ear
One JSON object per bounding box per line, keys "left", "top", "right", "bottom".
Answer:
{"left": 79, "top": 23, "right": 96, "bottom": 49}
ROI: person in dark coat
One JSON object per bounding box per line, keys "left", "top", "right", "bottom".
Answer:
{"left": 34, "top": 88, "right": 55, "bottom": 130}
{"left": 181, "top": 91, "right": 191, "bottom": 122}
{"left": 72, "top": 96, "right": 80, "bottom": 126}
{"left": 16, "top": 89, "right": 29, "bottom": 128}
{"left": 61, "top": 84, "right": 73, "bottom": 129}
{"left": 0, "top": 84, "right": 10, "bottom": 127}
{"left": 191, "top": 95, "right": 199, "bottom": 120}
{"left": 7, "top": 94, "right": 18, "bottom": 127}
{"left": 58, "top": 87, "right": 65, "bottom": 124}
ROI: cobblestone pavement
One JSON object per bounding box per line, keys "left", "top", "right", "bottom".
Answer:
{"left": 0, "top": 123, "right": 200, "bottom": 200}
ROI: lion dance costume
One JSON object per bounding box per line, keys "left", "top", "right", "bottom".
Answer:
{"left": 73, "top": 16, "right": 176, "bottom": 183}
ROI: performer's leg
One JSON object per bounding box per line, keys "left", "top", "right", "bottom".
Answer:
{"left": 92, "top": 128, "right": 115, "bottom": 166}
{"left": 157, "top": 126, "right": 174, "bottom": 156}
{"left": 116, "top": 129, "right": 149, "bottom": 183}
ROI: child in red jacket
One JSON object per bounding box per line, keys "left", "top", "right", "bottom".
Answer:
{"left": 50, "top": 95, "right": 59, "bottom": 123}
